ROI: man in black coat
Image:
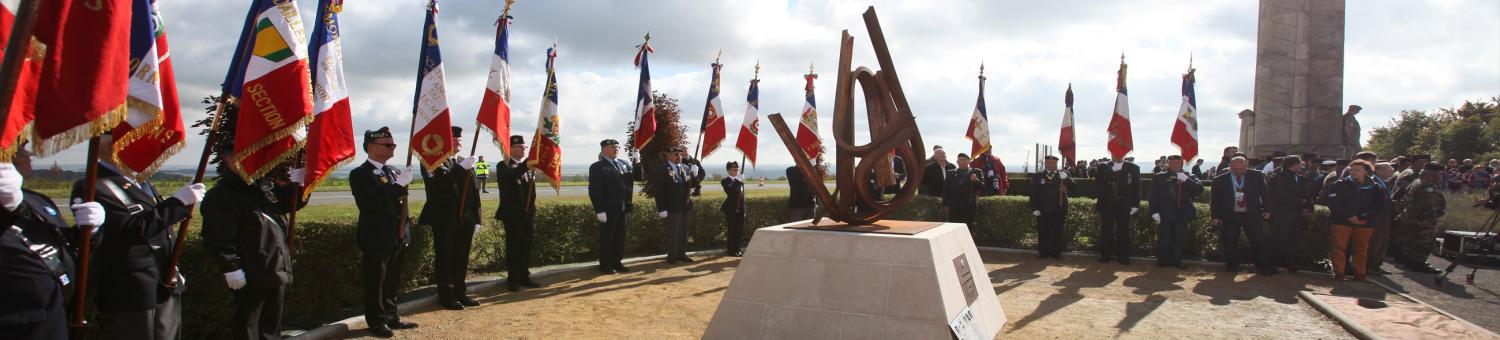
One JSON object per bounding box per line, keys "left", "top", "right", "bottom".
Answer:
{"left": 71, "top": 134, "right": 202, "bottom": 340}
{"left": 654, "top": 146, "right": 695, "bottom": 263}
{"left": 1211, "top": 156, "right": 1273, "bottom": 274}
{"left": 588, "top": 139, "right": 634, "bottom": 274}
{"left": 349, "top": 128, "right": 417, "bottom": 337}
{"left": 1267, "top": 156, "right": 1313, "bottom": 273}
{"left": 1092, "top": 155, "right": 1140, "bottom": 264}
{"left": 200, "top": 166, "right": 306, "bottom": 340}
{"left": 1148, "top": 155, "right": 1204, "bottom": 268}
{"left": 785, "top": 166, "right": 815, "bottom": 222}
{"left": 1030, "top": 155, "right": 1075, "bottom": 259}
{"left": 2, "top": 161, "right": 95, "bottom": 340}
{"left": 419, "top": 126, "right": 482, "bottom": 310}
{"left": 494, "top": 135, "right": 540, "bottom": 291}
{"left": 721, "top": 162, "right": 747, "bottom": 256}
{"left": 942, "top": 153, "right": 983, "bottom": 225}
{"left": 920, "top": 146, "right": 954, "bottom": 197}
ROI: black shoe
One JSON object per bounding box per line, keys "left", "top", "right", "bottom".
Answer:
{"left": 457, "top": 296, "right": 480, "bottom": 307}
{"left": 1118, "top": 259, "right": 1130, "bottom": 265}
{"left": 1039, "top": 254, "right": 1049, "bottom": 259}
{"left": 507, "top": 281, "right": 521, "bottom": 292}
{"left": 1098, "top": 257, "right": 1112, "bottom": 263}
{"left": 598, "top": 265, "right": 617, "bottom": 274}
{"left": 666, "top": 258, "right": 679, "bottom": 264}
{"left": 1052, "top": 255, "right": 1065, "bottom": 259}
{"left": 678, "top": 256, "right": 696, "bottom": 263}
{"left": 387, "top": 321, "right": 419, "bottom": 330}
{"left": 1411, "top": 264, "right": 1442, "bottom": 274}
{"left": 1225, "top": 266, "right": 1241, "bottom": 273}
{"left": 731, "top": 251, "right": 745, "bottom": 257}
{"left": 612, "top": 264, "right": 632, "bottom": 273}
{"left": 369, "top": 325, "right": 395, "bottom": 338}
{"left": 440, "top": 300, "right": 465, "bottom": 310}
{"left": 519, "top": 278, "right": 541, "bottom": 288}
{"left": 1175, "top": 263, "right": 1188, "bottom": 269}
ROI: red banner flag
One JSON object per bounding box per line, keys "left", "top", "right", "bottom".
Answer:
{"left": 630, "top": 34, "right": 656, "bottom": 150}
{"left": 227, "top": 0, "right": 314, "bottom": 182}
{"left": 30, "top": 0, "right": 134, "bottom": 156}
{"left": 734, "top": 64, "right": 761, "bottom": 168}
{"left": 1106, "top": 55, "right": 1133, "bottom": 160}
{"left": 527, "top": 45, "right": 561, "bottom": 192}
{"left": 475, "top": 1, "right": 514, "bottom": 151}
{"left": 113, "top": 0, "right": 185, "bottom": 179}
{"left": 796, "top": 66, "right": 820, "bottom": 160}
{"left": 698, "top": 55, "right": 726, "bottom": 159}
{"left": 303, "top": 0, "right": 355, "bottom": 198}
{"left": 1059, "top": 84, "right": 1076, "bottom": 164}
{"left": 410, "top": 0, "right": 453, "bottom": 172}
{"left": 1171, "top": 66, "right": 1199, "bottom": 161}
{"left": 0, "top": 0, "right": 42, "bottom": 161}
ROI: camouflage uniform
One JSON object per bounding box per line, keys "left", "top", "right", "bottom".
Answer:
{"left": 1393, "top": 178, "right": 1445, "bottom": 267}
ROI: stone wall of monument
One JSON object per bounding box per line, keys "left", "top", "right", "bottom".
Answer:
{"left": 1248, "top": 0, "right": 1346, "bottom": 158}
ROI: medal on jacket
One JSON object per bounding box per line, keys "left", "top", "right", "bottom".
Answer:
{"left": 376, "top": 169, "right": 390, "bottom": 184}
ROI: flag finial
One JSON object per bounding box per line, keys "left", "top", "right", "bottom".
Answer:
{"left": 643, "top": 32, "right": 651, "bottom": 42}
{"left": 1188, "top": 53, "right": 1194, "bottom": 71}
{"left": 978, "top": 62, "right": 986, "bottom": 80}
{"left": 808, "top": 62, "right": 815, "bottom": 75}
{"left": 754, "top": 60, "right": 761, "bottom": 79}
{"left": 715, "top": 48, "right": 722, "bottom": 64}
{"left": 1120, "top": 51, "right": 1126, "bottom": 64}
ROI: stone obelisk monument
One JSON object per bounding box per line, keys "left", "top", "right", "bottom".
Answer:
{"left": 1245, "top": 0, "right": 1356, "bottom": 158}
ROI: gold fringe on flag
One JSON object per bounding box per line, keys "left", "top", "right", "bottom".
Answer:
{"left": 227, "top": 113, "right": 314, "bottom": 184}
{"left": 31, "top": 103, "right": 128, "bottom": 158}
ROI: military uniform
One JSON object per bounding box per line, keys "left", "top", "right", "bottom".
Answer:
{"left": 587, "top": 140, "right": 634, "bottom": 273}
{"left": 1092, "top": 160, "right": 1141, "bottom": 263}
{"left": 1149, "top": 170, "right": 1203, "bottom": 267}
{"left": 200, "top": 172, "right": 302, "bottom": 340}
{"left": 721, "top": 163, "right": 746, "bottom": 256}
{"left": 653, "top": 147, "right": 695, "bottom": 263}
{"left": 1394, "top": 177, "right": 1445, "bottom": 272}
{"left": 1, "top": 190, "right": 75, "bottom": 340}
{"left": 350, "top": 128, "right": 415, "bottom": 333}
{"left": 1267, "top": 167, "right": 1313, "bottom": 271}
{"left": 1029, "top": 168, "right": 1075, "bottom": 258}
{"left": 785, "top": 166, "right": 815, "bottom": 222}
{"left": 419, "top": 127, "right": 482, "bottom": 308}
{"left": 494, "top": 135, "right": 538, "bottom": 290}
{"left": 942, "top": 164, "right": 983, "bottom": 225}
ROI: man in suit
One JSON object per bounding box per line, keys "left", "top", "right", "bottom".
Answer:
{"left": 494, "top": 135, "right": 540, "bottom": 291}
{"left": 1092, "top": 155, "right": 1140, "bottom": 264}
{"left": 1211, "top": 156, "right": 1273, "bottom": 274}
{"left": 721, "top": 162, "right": 747, "bottom": 257}
{"left": 655, "top": 146, "right": 695, "bottom": 264}
{"left": 1149, "top": 155, "right": 1204, "bottom": 268}
{"left": 1267, "top": 156, "right": 1314, "bottom": 273}
{"left": 1214, "top": 146, "right": 1238, "bottom": 174}
{"left": 785, "top": 165, "right": 815, "bottom": 222}
{"left": 71, "top": 133, "right": 203, "bottom": 340}
{"left": 200, "top": 162, "right": 306, "bottom": 340}
{"left": 588, "top": 139, "right": 634, "bottom": 274}
{"left": 943, "top": 153, "right": 983, "bottom": 225}
{"left": 1030, "top": 155, "right": 1074, "bottom": 259}
{"left": 419, "top": 127, "right": 481, "bottom": 310}
{"left": 920, "top": 146, "right": 955, "bottom": 197}
{"left": 349, "top": 128, "right": 417, "bottom": 337}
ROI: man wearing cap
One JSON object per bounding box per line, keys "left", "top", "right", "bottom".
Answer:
{"left": 200, "top": 157, "right": 307, "bottom": 340}
{"left": 350, "top": 127, "right": 417, "bottom": 337}
{"left": 589, "top": 139, "right": 635, "bottom": 274}
{"left": 71, "top": 133, "right": 205, "bottom": 340}
{"left": 654, "top": 146, "right": 695, "bottom": 264}
{"left": 1149, "top": 155, "right": 1203, "bottom": 268}
{"left": 1392, "top": 163, "right": 1446, "bottom": 274}
{"left": 495, "top": 135, "right": 540, "bottom": 291}
{"left": 1030, "top": 155, "right": 1075, "bottom": 259}
{"left": 419, "top": 126, "right": 482, "bottom": 310}
{"left": 942, "top": 153, "right": 983, "bottom": 225}
{"left": 721, "top": 162, "right": 747, "bottom": 257}
{"left": 1092, "top": 152, "right": 1141, "bottom": 264}
{"left": 1268, "top": 156, "right": 1314, "bottom": 272}
{"left": 1211, "top": 156, "right": 1273, "bottom": 274}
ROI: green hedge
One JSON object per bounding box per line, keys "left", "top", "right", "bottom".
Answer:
{"left": 175, "top": 193, "right": 1329, "bottom": 338}
{"left": 1005, "top": 177, "right": 1214, "bottom": 204}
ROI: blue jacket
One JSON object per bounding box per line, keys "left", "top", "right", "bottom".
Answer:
{"left": 1327, "top": 176, "right": 1388, "bottom": 227}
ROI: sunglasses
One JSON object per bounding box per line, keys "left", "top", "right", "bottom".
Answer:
{"left": 370, "top": 143, "right": 398, "bottom": 149}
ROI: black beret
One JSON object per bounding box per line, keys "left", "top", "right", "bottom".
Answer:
{"left": 670, "top": 146, "right": 687, "bottom": 153}
{"left": 958, "top": 153, "right": 971, "bottom": 160}
{"left": 932, "top": 145, "right": 944, "bottom": 151}
{"left": 364, "top": 127, "right": 393, "bottom": 143}
{"left": 1167, "top": 155, "right": 1183, "bottom": 160}
{"left": 600, "top": 139, "right": 619, "bottom": 147}
{"left": 726, "top": 161, "right": 740, "bottom": 169}
{"left": 510, "top": 135, "right": 525, "bottom": 146}
{"left": 1411, "top": 154, "right": 1432, "bottom": 161}
{"left": 1043, "top": 155, "right": 1058, "bottom": 160}
{"left": 451, "top": 126, "right": 463, "bottom": 138}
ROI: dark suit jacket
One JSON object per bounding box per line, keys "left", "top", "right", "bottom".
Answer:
{"left": 588, "top": 157, "right": 635, "bottom": 215}
{"left": 71, "top": 164, "right": 191, "bottom": 312}
{"left": 0, "top": 211, "right": 65, "bottom": 331}
{"left": 919, "top": 160, "right": 955, "bottom": 196}
{"left": 16, "top": 190, "right": 76, "bottom": 295}
{"left": 1093, "top": 161, "right": 1141, "bottom": 214}
{"left": 350, "top": 161, "right": 410, "bottom": 251}
{"left": 1211, "top": 170, "right": 1269, "bottom": 219}
{"left": 1148, "top": 171, "right": 1204, "bottom": 222}
{"left": 1029, "top": 170, "right": 1076, "bottom": 214}
{"left": 721, "top": 177, "right": 745, "bottom": 214}
{"left": 1267, "top": 168, "right": 1313, "bottom": 217}
{"left": 653, "top": 162, "right": 692, "bottom": 213}
{"left": 420, "top": 158, "right": 481, "bottom": 228}
{"left": 494, "top": 158, "right": 536, "bottom": 222}
{"left": 786, "top": 166, "right": 814, "bottom": 209}
{"left": 942, "top": 167, "right": 983, "bottom": 211}
{"left": 200, "top": 174, "right": 301, "bottom": 290}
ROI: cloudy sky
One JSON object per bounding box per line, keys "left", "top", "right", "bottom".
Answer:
{"left": 34, "top": 0, "right": 1500, "bottom": 175}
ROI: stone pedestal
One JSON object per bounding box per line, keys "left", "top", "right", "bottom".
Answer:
{"left": 704, "top": 221, "right": 1006, "bottom": 339}
{"left": 1248, "top": 0, "right": 1347, "bottom": 158}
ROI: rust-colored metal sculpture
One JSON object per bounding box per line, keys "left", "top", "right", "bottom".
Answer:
{"left": 767, "top": 6, "right": 926, "bottom": 226}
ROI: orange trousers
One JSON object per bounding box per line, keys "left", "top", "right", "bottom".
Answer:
{"left": 1329, "top": 224, "right": 1375, "bottom": 278}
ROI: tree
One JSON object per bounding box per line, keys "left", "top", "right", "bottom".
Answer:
{"left": 1365, "top": 95, "right": 1500, "bottom": 161}
{"left": 631, "top": 91, "right": 688, "bottom": 199}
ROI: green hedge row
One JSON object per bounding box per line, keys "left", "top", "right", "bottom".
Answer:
{"left": 175, "top": 193, "right": 1328, "bottom": 338}
{"left": 1004, "top": 177, "right": 1214, "bottom": 204}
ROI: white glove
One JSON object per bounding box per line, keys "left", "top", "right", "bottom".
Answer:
{"left": 1059, "top": 172, "right": 1069, "bottom": 179}
{"left": 1112, "top": 162, "right": 1124, "bottom": 172}
{"left": 71, "top": 202, "right": 105, "bottom": 226}
{"left": 689, "top": 164, "right": 700, "bottom": 175}
{"left": 0, "top": 163, "right": 22, "bottom": 211}
{"left": 289, "top": 167, "right": 306, "bottom": 185}
{"left": 460, "top": 156, "right": 478, "bottom": 170}
{"left": 1032, "top": 210, "right": 1041, "bottom": 217}
{"left": 1151, "top": 213, "right": 1161, "bottom": 223}
{"left": 395, "top": 166, "right": 414, "bottom": 186}
{"left": 172, "top": 183, "right": 207, "bottom": 206}
{"left": 1129, "top": 207, "right": 1139, "bottom": 215}
{"left": 474, "top": 224, "right": 482, "bottom": 233}
{"left": 596, "top": 213, "right": 607, "bottom": 223}
{"left": 1176, "top": 172, "right": 1188, "bottom": 182}
{"left": 224, "top": 269, "right": 246, "bottom": 290}
{"left": 658, "top": 211, "right": 668, "bottom": 219}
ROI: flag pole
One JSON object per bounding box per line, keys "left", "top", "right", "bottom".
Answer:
{"left": 456, "top": 0, "right": 514, "bottom": 222}
{"left": 0, "top": 0, "right": 41, "bottom": 131}
{"left": 70, "top": 136, "right": 103, "bottom": 334}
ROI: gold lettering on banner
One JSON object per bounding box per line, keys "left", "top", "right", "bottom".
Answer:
{"left": 274, "top": 0, "right": 306, "bottom": 46}
{"left": 246, "top": 84, "right": 287, "bottom": 130}
{"left": 427, "top": 24, "right": 439, "bottom": 46}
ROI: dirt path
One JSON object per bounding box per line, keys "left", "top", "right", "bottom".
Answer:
{"left": 333, "top": 251, "right": 1388, "bottom": 339}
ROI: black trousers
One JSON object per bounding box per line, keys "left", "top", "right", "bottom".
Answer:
{"left": 947, "top": 208, "right": 976, "bottom": 225}
{"left": 724, "top": 212, "right": 745, "bottom": 254}
{"left": 431, "top": 224, "right": 475, "bottom": 301}
{"left": 1098, "top": 210, "right": 1133, "bottom": 261}
{"left": 1036, "top": 211, "right": 1066, "bottom": 257}
{"left": 502, "top": 217, "right": 534, "bottom": 280}
{"left": 1156, "top": 220, "right": 1187, "bottom": 265}
{"left": 231, "top": 284, "right": 285, "bottom": 340}
{"left": 361, "top": 245, "right": 405, "bottom": 327}
{"left": 598, "top": 211, "right": 629, "bottom": 267}
{"left": 0, "top": 288, "right": 65, "bottom": 340}
{"left": 94, "top": 290, "right": 181, "bottom": 340}
{"left": 1269, "top": 213, "right": 1306, "bottom": 269}
{"left": 477, "top": 175, "right": 488, "bottom": 192}
{"left": 1221, "top": 212, "right": 1269, "bottom": 272}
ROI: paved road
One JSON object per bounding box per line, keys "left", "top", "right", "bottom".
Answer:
{"left": 1373, "top": 253, "right": 1500, "bottom": 333}
{"left": 304, "top": 183, "right": 792, "bottom": 205}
